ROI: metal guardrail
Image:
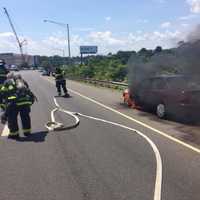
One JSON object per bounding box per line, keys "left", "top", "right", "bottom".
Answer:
{"left": 67, "top": 77, "right": 128, "bottom": 88}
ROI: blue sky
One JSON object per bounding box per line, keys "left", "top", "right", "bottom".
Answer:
{"left": 0, "top": 0, "right": 200, "bottom": 56}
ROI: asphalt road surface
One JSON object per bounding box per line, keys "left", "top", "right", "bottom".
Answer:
{"left": 0, "top": 71, "right": 199, "bottom": 200}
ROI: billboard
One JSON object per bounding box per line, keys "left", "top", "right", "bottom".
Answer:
{"left": 80, "top": 46, "right": 98, "bottom": 54}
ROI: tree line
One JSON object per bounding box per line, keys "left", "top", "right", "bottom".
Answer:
{"left": 38, "top": 46, "right": 174, "bottom": 82}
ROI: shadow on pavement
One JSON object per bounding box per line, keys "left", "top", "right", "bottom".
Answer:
{"left": 54, "top": 95, "right": 72, "bottom": 98}
{"left": 17, "top": 131, "right": 48, "bottom": 143}
{"left": 119, "top": 101, "right": 200, "bottom": 145}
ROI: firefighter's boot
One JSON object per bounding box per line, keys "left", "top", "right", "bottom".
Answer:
{"left": 64, "top": 93, "right": 70, "bottom": 98}
{"left": 8, "top": 131, "right": 20, "bottom": 140}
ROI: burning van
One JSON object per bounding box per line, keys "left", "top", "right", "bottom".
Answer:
{"left": 123, "top": 75, "right": 200, "bottom": 122}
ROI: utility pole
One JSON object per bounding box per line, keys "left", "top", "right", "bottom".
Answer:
{"left": 3, "top": 7, "right": 27, "bottom": 67}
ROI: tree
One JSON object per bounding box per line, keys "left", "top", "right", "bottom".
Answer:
{"left": 116, "top": 51, "right": 136, "bottom": 65}
{"left": 154, "top": 46, "right": 162, "bottom": 54}
{"left": 138, "top": 48, "right": 153, "bottom": 57}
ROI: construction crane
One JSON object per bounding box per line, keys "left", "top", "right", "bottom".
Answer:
{"left": 3, "top": 7, "right": 27, "bottom": 68}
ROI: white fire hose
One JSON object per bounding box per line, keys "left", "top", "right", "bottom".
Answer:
{"left": 45, "top": 96, "right": 162, "bottom": 200}
{"left": 45, "top": 98, "right": 80, "bottom": 132}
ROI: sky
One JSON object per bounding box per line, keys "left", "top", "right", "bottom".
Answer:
{"left": 0, "top": 0, "right": 200, "bottom": 56}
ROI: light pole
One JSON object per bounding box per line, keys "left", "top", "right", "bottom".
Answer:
{"left": 44, "top": 19, "right": 71, "bottom": 58}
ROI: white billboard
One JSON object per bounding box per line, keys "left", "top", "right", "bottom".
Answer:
{"left": 80, "top": 46, "right": 98, "bottom": 54}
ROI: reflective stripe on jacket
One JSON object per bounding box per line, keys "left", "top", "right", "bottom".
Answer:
{"left": 16, "top": 95, "right": 33, "bottom": 106}
{"left": 55, "top": 71, "right": 65, "bottom": 81}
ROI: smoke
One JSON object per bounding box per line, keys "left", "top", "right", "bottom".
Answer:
{"left": 187, "top": 24, "right": 200, "bottom": 42}
{"left": 128, "top": 24, "right": 200, "bottom": 90}
{"left": 127, "top": 25, "right": 200, "bottom": 123}
{"left": 128, "top": 52, "right": 180, "bottom": 93}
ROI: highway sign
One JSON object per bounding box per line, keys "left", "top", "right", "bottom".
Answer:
{"left": 80, "top": 46, "right": 98, "bottom": 54}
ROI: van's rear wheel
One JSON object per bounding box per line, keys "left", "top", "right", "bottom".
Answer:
{"left": 156, "top": 103, "right": 166, "bottom": 119}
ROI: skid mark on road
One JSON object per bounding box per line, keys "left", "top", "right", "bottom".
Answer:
{"left": 53, "top": 97, "right": 163, "bottom": 200}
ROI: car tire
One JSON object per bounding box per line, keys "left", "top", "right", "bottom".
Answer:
{"left": 156, "top": 103, "right": 166, "bottom": 119}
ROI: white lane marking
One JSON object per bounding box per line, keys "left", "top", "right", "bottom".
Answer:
{"left": 69, "top": 89, "right": 200, "bottom": 154}
{"left": 1, "top": 124, "right": 10, "bottom": 137}
{"left": 79, "top": 113, "right": 162, "bottom": 200}
{"left": 46, "top": 77, "right": 200, "bottom": 154}
{"left": 53, "top": 97, "right": 162, "bottom": 200}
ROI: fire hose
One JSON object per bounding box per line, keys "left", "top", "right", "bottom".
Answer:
{"left": 45, "top": 98, "right": 80, "bottom": 131}
{"left": 45, "top": 96, "right": 162, "bottom": 200}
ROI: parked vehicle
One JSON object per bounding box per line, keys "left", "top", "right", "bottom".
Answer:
{"left": 127, "top": 75, "right": 200, "bottom": 122}
{"left": 10, "top": 64, "right": 19, "bottom": 71}
{"left": 42, "top": 70, "right": 51, "bottom": 76}
{"left": 38, "top": 67, "right": 44, "bottom": 72}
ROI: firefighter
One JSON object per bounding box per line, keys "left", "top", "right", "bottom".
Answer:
{"left": 0, "top": 59, "right": 9, "bottom": 109}
{"left": 55, "top": 67, "right": 70, "bottom": 97}
{"left": 14, "top": 74, "right": 29, "bottom": 89}
{"left": 1, "top": 73, "right": 36, "bottom": 139}
{"left": 0, "top": 59, "right": 9, "bottom": 85}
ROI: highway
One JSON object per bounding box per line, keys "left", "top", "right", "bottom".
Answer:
{"left": 0, "top": 71, "right": 199, "bottom": 200}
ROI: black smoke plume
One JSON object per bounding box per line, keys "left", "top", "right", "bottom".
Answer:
{"left": 128, "top": 25, "right": 200, "bottom": 92}
{"left": 127, "top": 25, "right": 200, "bottom": 123}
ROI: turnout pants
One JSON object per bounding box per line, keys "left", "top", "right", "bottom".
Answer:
{"left": 7, "top": 105, "right": 31, "bottom": 135}
{"left": 56, "top": 80, "right": 68, "bottom": 95}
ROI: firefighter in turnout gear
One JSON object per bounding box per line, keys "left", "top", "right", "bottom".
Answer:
{"left": 0, "top": 73, "right": 36, "bottom": 139}
{"left": 55, "top": 67, "right": 70, "bottom": 97}
{"left": 0, "top": 59, "right": 9, "bottom": 85}
{"left": 0, "top": 60, "right": 9, "bottom": 110}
